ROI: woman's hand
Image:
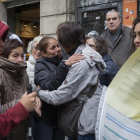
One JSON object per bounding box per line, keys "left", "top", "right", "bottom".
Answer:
{"left": 65, "top": 54, "right": 85, "bottom": 66}
{"left": 35, "top": 97, "right": 42, "bottom": 116}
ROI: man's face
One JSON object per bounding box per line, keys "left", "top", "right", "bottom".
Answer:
{"left": 106, "top": 12, "right": 121, "bottom": 34}
{"left": 0, "top": 39, "right": 4, "bottom": 54}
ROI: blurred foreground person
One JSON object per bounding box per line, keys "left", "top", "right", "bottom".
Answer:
{"left": 0, "top": 20, "right": 37, "bottom": 139}
{"left": 131, "top": 17, "right": 140, "bottom": 52}
{"left": 86, "top": 35, "right": 119, "bottom": 86}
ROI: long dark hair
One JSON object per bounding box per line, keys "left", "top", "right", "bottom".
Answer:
{"left": 130, "top": 17, "right": 140, "bottom": 54}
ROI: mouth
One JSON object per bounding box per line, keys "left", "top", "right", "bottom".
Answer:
{"left": 136, "top": 45, "right": 140, "bottom": 49}
{"left": 35, "top": 53, "right": 41, "bottom": 58}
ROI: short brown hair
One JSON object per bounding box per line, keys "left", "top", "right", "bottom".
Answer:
{"left": 86, "top": 35, "right": 108, "bottom": 56}
{"left": 2, "top": 39, "right": 25, "bottom": 58}
{"left": 37, "top": 36, "right": 56, "bottom": 53}
{"left": 57, "top": 21, "right": 86, "bottom": 50}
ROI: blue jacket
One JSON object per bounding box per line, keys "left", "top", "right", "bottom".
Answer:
{"left": 99, "top": 54, "right": 119, "bottom": 86}
{"left": 34, "top": 56, "right": 70, "bottom": 125}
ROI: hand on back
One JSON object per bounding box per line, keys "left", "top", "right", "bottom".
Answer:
{"left": 65, "top": 54, "right": 85, "bottom": 66}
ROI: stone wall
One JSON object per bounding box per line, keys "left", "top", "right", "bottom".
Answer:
{"left": 0, "top": 2, "right": 7, "bottom": 22}
{"left": 40, "top": 0, "right": 75, "bottom": 39}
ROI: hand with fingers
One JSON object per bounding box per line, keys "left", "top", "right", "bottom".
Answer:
{"left": 20, "top": 92, "right": 37, "bottom": 112}
{"left": 65, "top": 54, "right": 85, "bottom": 66}
{"left": 35, "top": 97, "right": 42, "bottom": 116}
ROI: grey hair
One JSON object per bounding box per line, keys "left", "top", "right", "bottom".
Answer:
{"left": 27, "top": 36, "right": 43, "bottom": 54}
{"left": 106, "top": 9, "right": 121, "bottom": 18}
{"left": 86, "top": 34, "right": 97, "bottom": 43}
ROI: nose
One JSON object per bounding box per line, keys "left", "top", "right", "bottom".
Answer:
{"left": 17, "top": 56, "right": 23, "bottom": 63}
{"left": 110, "top": 19, "right": 113, "bottom": 24}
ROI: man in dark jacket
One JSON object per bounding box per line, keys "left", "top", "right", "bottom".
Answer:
{"left": 0, "top": 20, "right": 37, "bottom": 139}
{"left": 101, "top": 9, "right": 133, "bottom": 68}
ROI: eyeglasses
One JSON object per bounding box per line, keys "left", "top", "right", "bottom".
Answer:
{"left": 88, "top": 44, "right": 96, "bottom": 48}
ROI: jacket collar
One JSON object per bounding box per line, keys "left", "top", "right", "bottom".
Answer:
{"left": 28, "top": 55, "right": 36, "bottom": 64}
{"left": 0, "top": 57, "right": 27, "bottom": 79}
{"left": 42, "top": 55, "right": 61, "bottom": 66}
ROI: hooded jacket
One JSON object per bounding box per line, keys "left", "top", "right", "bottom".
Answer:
{"left": 38, "top": 44, "right": 106, "bottom": 135}
{"left": 0, "top": 20, "right": 9, "bottom": 41}
{"left": 26, "top": 55, "right": 36, "bottom": 92}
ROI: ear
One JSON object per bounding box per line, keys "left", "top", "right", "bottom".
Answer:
{"left": 41, "top": 51, "right": 47, "bottom": 57}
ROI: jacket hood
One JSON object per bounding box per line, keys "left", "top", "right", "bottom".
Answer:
{"left": 0, "top": 57, "right": 27, "bottom": 79}
{"left": 0, "top": 20, "right": 9, "bottom": 42}
{"left": 82, "top": 44, "right": 106, "bottom": 73}
{"left": 28, "top": 55, "right": 36, "bottom": 64}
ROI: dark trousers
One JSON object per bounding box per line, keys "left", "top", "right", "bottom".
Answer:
{"left": 32, "top": 119, "right": 65, "bottom": 140}
{"left": 68, "top": 134, "right": 96, "bottom": 140}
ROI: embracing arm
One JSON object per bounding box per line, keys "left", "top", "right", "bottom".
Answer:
{"left": 37, "top": 61, "right": 92, "bottom": 105}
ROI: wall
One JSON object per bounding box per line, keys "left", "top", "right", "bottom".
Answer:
{"left": 40, "top": 0, "right": 76, "bottom": 39}
{"left": 0, "top": 2, "right": 7, "bottom": 22}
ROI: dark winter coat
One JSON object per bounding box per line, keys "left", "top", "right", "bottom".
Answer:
{"left": 99, "top": 54, "right": 119, "bottom": 86}
{"left": 101, "top": 25, "right": 133, "bottom": 68}
{"left": 34, "top": 56, "right": 70, "bottom": 125}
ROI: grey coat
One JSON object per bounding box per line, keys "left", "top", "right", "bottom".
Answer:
{"left": 38, "top": 44, "right": 105, "bottom": 135}
{"left": 101, "top": 25, "right": 133, "bottom": 68}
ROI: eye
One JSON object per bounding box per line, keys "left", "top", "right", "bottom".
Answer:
{"left": 13, "top": 55, "right": 18, "bottom": 57}
{"left": 107, "top": 18, "right": 110, "bottom": 22}
{"left": 133, "top": 32, "right": 136, "bottom": 38}
{"left": 112, "top": 17, "right": 117, "bottom": 20}
{"left": 21, "top": 54, "right": 24, "bottom": 58}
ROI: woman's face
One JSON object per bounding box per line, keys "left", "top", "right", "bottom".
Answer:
{"left": 42, "top": 39, "right": 62, "bottom": 58}
{"left": 134, "top": 22, "right": 140, "bottom": 49}
{"left": 32, "top": 42, "right": 42, "bottom": 60}
{"left": 86, "top": 38, "right": 96, "bottom": 50}
{"left": 8, "top": 46, "right": 24, "bottom": 63}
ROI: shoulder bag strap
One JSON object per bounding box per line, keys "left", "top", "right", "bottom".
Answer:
{"left": 87, "top": 77, "right": 99, "bottom": 98}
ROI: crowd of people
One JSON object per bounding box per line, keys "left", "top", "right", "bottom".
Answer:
{"left": 0, "top": 9, "right": 140, "bottom": 140}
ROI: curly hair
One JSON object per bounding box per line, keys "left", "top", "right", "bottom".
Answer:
{"left": 86, "top": 35, "right": 108, "bottom": 56}
{"left": 130, "top": 17, "right": 140, "bottom": 54}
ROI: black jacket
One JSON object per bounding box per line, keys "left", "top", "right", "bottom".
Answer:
{"left": 99, "top": 54, "right": 119, "bottom": 86}
{"left": 34, "top": 56, "right": 70, "bottom": 125}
